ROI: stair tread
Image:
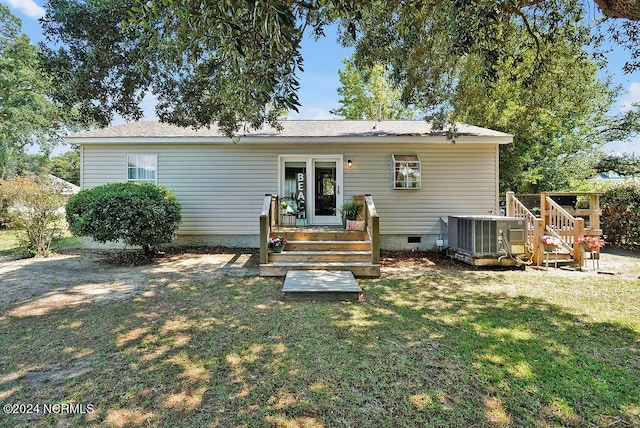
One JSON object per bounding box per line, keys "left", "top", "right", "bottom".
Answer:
{"left": 287, "top": 240, "right": 371, "bottom": 244}
{"left": 279, "top": 250, "right": 371, "bottom": 255}
{"left": 263, "top": 261, "right": 379, "bottom": 266}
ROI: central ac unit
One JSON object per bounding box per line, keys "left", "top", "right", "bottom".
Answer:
{"left": 448, "top": 216, "right": 526, "bottom": 266}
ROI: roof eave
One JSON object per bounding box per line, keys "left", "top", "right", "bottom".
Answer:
{"left": 66, "top": 135, "right": 514, "bottom": 145}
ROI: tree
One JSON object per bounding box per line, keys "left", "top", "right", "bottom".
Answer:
{"left": 331, "top": 59, "right": 414, "bottom": 120}
{"left": 50, "top": 148, "right": 80, "bottom": 186}
{"left": 0, "top": 5, "right": 71, "bottom": 179}
{"left": 39, "top": 1, "right": 640, "bottom": 136}
{"left": 452, "top": 25, "right": 631, "bottom": 193}
{"left": 596, "top": 153, "right": 640, "bottom": 177}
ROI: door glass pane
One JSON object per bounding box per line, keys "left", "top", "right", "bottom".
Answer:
{"left": 284, "top": 162, "right": 307, "bottom": 221}
{"left": 315, "top": 161, "right": 336, "bottom": 216}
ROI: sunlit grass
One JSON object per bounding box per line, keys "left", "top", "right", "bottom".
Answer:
{"left": 0, "top": 262, "right": 638, "bottom": 427}
{"left": 0, "top": 229, "right": 20, "bottom": 252}
{"left": 0, "top": 227, "right": 80, "bottom": 255}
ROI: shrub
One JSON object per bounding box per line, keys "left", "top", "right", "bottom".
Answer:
{"left": 0, "top": 175, "right": 66, "bottom": 256}
{"left": 601, "top": 179, "right": 640, "bottom": 249}
{"left": 66, "top": 182, "right": 182, "bottom": 254}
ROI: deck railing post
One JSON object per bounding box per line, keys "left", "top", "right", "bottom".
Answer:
{"left": 260, "top": 194, "right": 274, "bottom": 265}
{"left": 506, "top": 191, "right": 515, "bottom": 217}
{"left": 590, "top": 193, "right": 601, "bottom": 234}
{"left": 271, "top": 194, "right": 278, "bottom": 227}
{"left": 574, "top": 217, "right": 585, "bottom": 266}
{"left": 540, "top": 193, "right": 547, "bottom": 229}
{"left": 364, "top": 195, "right": 380, "bottom": 265}
{"left": 534, "top": 218, "right": 544, "bottom": 265}
{"left": 371, "top": 215, "right": 380, "bottom": 264}
{"left": 353, "top": 195, "right": 365, "bottom": 221}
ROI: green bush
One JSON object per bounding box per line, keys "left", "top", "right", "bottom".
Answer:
{"left": 601, "top": 179, "right": 640, "bottom": 249}
{"left": 66, "top": 182, "right": 182, "bottom": 254}
{"left": 0, "top": 175, "right": 66, "bottom": 256}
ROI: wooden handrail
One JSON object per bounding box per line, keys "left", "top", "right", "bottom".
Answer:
{"left": 507, "top": 192, "right": 595, "bottom": 265}
{"left": 544, "top": 196, "right": 584, "bottom": 265}
{"left": 364, "top": 194, "right": 380, "bottom": 265}
{"left": 259, "top": 194, "right": 277, "bottom": 264}
{"left": 507, "top": 191, "right": 538, "bottom": 258}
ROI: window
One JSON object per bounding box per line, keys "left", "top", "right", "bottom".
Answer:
{"left": 127, "top": 154, "right": 157, "bottom": 183}
{"left": 392, "top": 154, "right": 421, "bottom": 189}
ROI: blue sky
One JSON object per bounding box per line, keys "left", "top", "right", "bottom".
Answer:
{"left": 4, "top": 0, "right": 640, "bottom": 154}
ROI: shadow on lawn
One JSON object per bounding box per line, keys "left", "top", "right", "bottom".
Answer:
{"left": 0, "top": 250, "right": 259, "bottom": 317}
{"left": 0, "top": 270, "right": 638, "bottom": 427}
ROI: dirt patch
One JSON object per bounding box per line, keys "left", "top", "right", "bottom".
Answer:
{"left": 1, "top": 247, "right": 637, "bottom": 319}
{"left": 0, "top": 248, "right": 260, "bottom": 319}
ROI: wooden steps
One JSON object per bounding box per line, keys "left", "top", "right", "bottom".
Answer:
{"left": 286, "top": 240, "right": 371, "bottom": 251}
{"left": 537, "top": 250, "right": 577, "bottom": 268}
{"left": 269, "top": 250, "right": 372, "bottom": 263}
{"left": 260, "top": 229, "right": 380, "bottom": 278}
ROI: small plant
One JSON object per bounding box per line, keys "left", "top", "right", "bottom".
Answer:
{"left": 577, "top": 236, "right": 605, "bottom": 251}
{"left": 0, "top": 175, "right": 66, "bottom": 256}
{"left": 340, "top": 200, "right": 363, "bottom": 221}
{"left": 66, "top": 182, "right": 181, "bottom": 255}
{"left": 541, "top": 235, "right": 561, "bottom": 250}
{"left": 268, "top": 235, "right": 287, "bottom": 248}
{"left": 280, "top": 200, "right": 297, "bottom": 214}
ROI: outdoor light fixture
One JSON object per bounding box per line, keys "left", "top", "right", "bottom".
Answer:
{"left": 347, "top": 159, "right": 353, "bottom": 168}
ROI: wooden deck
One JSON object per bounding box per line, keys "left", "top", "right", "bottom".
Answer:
{"left": 282, "top": 270, "right": 362, "bottom": 301}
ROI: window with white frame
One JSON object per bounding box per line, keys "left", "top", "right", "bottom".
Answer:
{"left": 127, "top": 154, "right": 157, "bottom": 183}
{"left": 392, "top": 154, "right": 421, "bottom": 189}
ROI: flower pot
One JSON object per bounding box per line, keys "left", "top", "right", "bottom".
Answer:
{"left": 273, "top": 245, "right": 284, "bottom": 253}
{"left": 543, "top": 245, "right": 557, "bottom": 252}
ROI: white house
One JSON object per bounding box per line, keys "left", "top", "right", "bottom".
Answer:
{"left": 67, "top": 120, "right": 512, "bottom": 251}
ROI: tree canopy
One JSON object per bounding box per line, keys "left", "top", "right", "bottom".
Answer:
{"left": 452, "top": 27, "right": 626, "bottom": 192}
{"left": 0, "top": 5, "right": 71, "bottom": 179}
{"left": 596, "top": 153, "right": 640, "bottom": 177}
{"left": 331, "top": 60, "right": 415, "bottom": 120}
{"left": 39, "top": 0, "right": 640, "bottom": 136}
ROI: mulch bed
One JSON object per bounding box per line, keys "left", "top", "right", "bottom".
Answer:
{"left": 380, "top": 249, "right": 458, "bottom": 268}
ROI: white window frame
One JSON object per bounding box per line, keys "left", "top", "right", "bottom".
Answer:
{"left": 127, "top": 154, "right": 158, "bottom": 184}
{"left": 392, "top": 154, "right": 421, "bottom": 189}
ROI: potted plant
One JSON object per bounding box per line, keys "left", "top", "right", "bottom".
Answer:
{"left": 340, "top": 200, "right": 363, "bottom": 224}
{"left": 541, "top": 235, "right": 561, "bottom": 252}
{"left": 268, "top": 235, "right": 287, "bottom": 253}
{"left": 577, "top": 236, "right": 605, "bottom": 252}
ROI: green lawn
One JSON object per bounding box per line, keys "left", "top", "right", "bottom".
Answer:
{"left": 0, "top": 229, "right": 21, "bottom": 253}
{"left": 0, "top": 228, "right": 81, "bottom": 255}
{"left": 0, "top": 264, "right": 638, "bottom": 427}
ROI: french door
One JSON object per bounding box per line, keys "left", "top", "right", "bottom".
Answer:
{"left": 279, "top": 155, "right": 343, "bottom": 225}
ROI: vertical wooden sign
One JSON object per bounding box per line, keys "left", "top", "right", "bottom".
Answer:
{"left": 295, "top": 172, "right": 306, "bottom": 220}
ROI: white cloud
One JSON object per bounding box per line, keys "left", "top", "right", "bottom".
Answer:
{"left": 2, "top": 0, "right": 45, "bottom": 19}
{"left": 620, "top": 82, "right": 640, "bottom": 112}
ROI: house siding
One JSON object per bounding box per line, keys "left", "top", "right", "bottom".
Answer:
{"left": 80, "top": 141, "right": 498, "bottom": 247}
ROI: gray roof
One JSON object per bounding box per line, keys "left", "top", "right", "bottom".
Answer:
{"left": 68, "top": 120, "right": 512, "bottom": 142}
{"left": 48, "top": 174, "right": 80, "bottom": 195}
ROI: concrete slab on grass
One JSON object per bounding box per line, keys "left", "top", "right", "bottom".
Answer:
{"left": 282, "top": 270, "right": 362, "bottom": 301}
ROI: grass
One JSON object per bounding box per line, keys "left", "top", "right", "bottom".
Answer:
{"left": 0, "top": 228, "right": 81, "bottom": 255}
{"left": 0, "top": 230, "right": 21, "bottom": 253}
{"left": 0, "top": 263, "right": 638, "bottom": 427}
